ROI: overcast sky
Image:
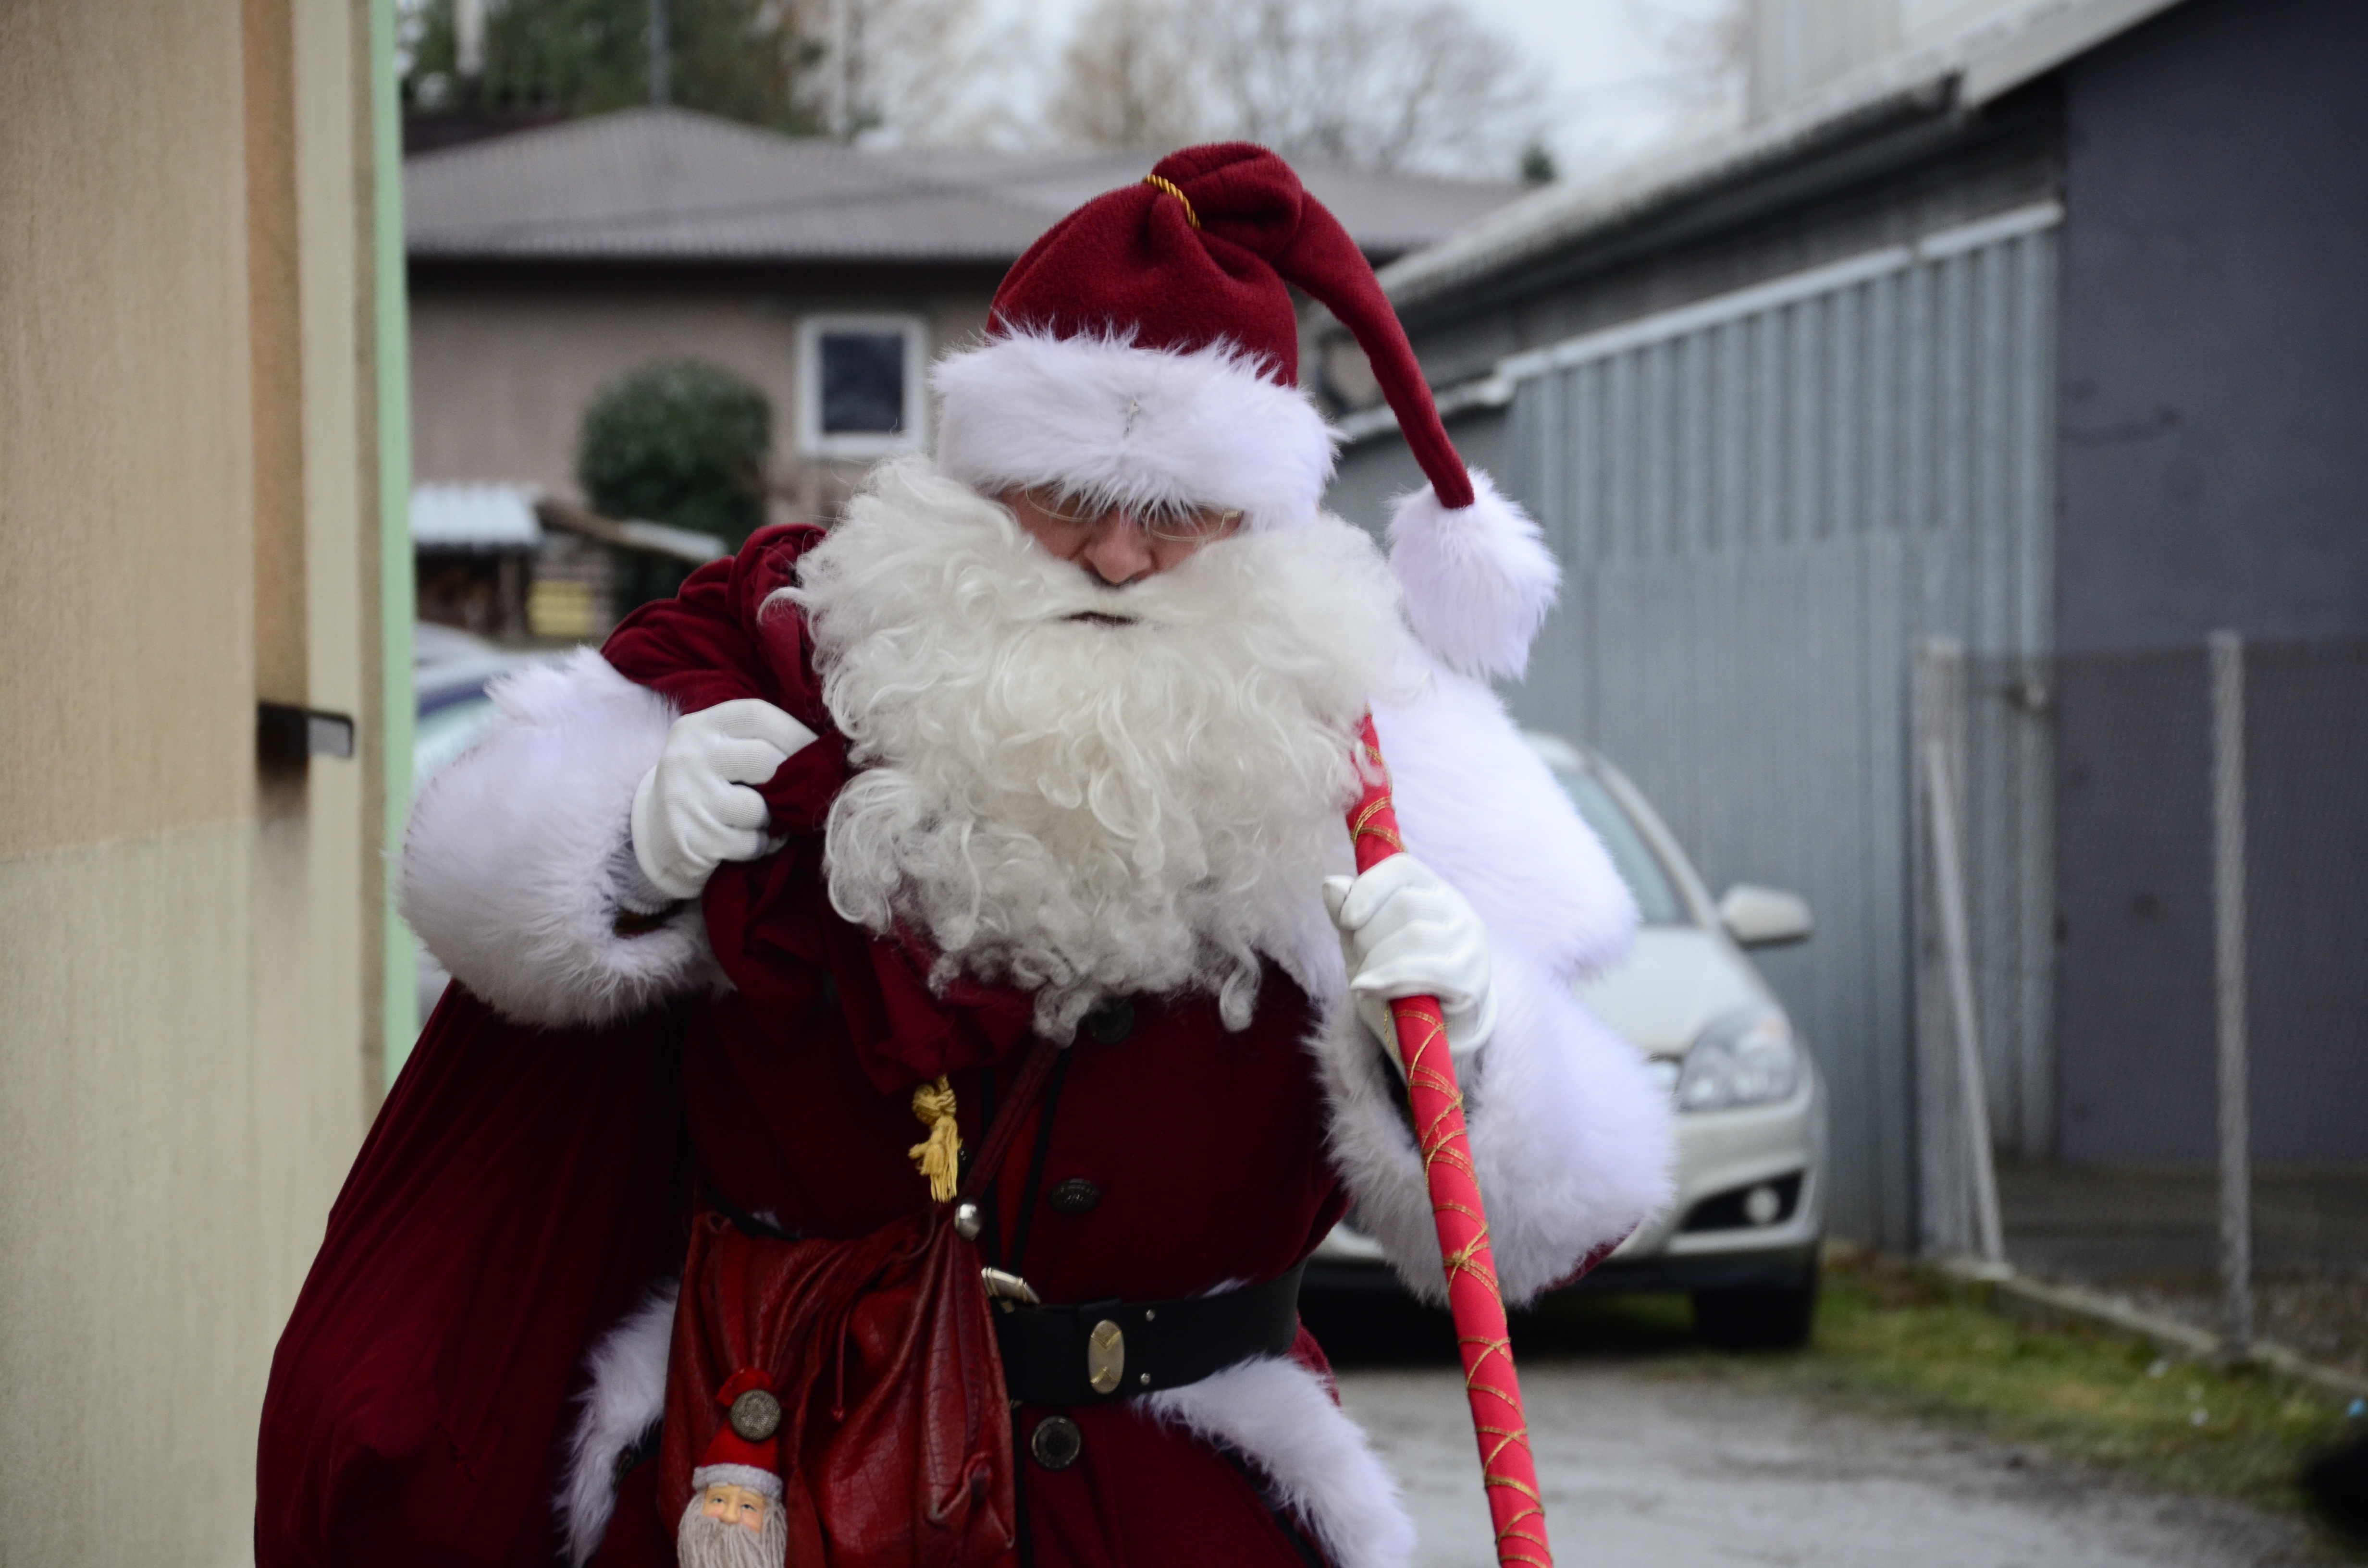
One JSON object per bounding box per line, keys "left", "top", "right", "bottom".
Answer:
{"left": 1465, "top": 0, "right": 1728, "bottom": 151}
{"left": 994, "top": 0, "right": 1742, "bottom": 179}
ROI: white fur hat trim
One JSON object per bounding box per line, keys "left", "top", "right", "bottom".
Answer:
{"left": 932, "top": 329, "right": 1339, "bottom": 535}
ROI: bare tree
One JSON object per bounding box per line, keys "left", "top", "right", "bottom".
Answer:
{"left": 1049, "top": 0, "right": 1203, "bottom": 149}
{"left": 1626, "top": 0, "right": 1748, "bottom": 133}
{"left": 1049, "top": 0, "right": 1546, "bottom": 176}
{"left": 781, "top": 0, "right": 1032, "bottom": 147}
{"left": 1210, "top": 0, "right": 1543, "bottom": 173}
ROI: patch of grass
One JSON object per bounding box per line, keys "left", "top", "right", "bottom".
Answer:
{"left": 1516, "top": 1251, "right": 2365, "bottom": 1529}
{"left": 1791, "top": 1256, "right": 2353, "bottom": 1508}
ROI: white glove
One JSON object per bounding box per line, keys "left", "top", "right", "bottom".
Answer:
{"left": 1321, "top": 853, "right": 1497, "bottom": 1071}
{"left": 630, "top": 699, "right": 818, "bottom": 902}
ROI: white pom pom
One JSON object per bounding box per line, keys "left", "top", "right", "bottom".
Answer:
{"left": 1385, "top": 471, "right": 1559, "bottom": 681}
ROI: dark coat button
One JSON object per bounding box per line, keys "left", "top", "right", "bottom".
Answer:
{"left": 1083, "top": 999, "right": 1134, "bottom": 1043}
{"left": 1049, "top": 1178, "right": 1101, "bottom": 1215}
{"left": 1030, "top": 1414, "right": 1084, "bottom": 1470}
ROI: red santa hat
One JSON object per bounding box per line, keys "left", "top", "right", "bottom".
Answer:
{"left": 932, "top": 142, "right": 1558, "bottom": 681}
{"left": 690, "top": 1368, "right": 784, "bottom": 1500}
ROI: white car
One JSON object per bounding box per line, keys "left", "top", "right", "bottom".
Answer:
{"left": 1312, "top": 735, "right": 1826, "bottom": 1348}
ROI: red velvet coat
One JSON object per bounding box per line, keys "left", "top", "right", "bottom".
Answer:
{"left": 257, "top": 527, "right": 1354, "bottom": 1568}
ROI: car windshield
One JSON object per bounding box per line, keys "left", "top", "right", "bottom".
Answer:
{"left": 1554, "top": 770, "right": 1689, "bottom": 926}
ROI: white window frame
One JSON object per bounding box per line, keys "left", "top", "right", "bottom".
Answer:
{"left": 796, "top": 314, "right": 930, "bottom": 459}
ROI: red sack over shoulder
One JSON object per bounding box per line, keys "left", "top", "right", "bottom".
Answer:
{"left": 257, "top": 989, "right": 695, "bottom": 1568}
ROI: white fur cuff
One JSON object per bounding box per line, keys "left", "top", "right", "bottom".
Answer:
{"left": 401, "top": 649, "right": 715, "bottom": 1029}
{"left": 1320, "top": 940, "right": 1674, "bottom": 1305}
{"left": 1370, "top": 653, "right": 1636, "bottom": 983}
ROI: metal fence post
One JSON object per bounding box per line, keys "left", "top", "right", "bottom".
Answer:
{"left": 1913, "top": 639, "right": 2007, "bottom": 1264}
{"left": 1926, "top": 733, "right": 2008, "bottom": 1266}
{"left": 1912, "top": 641, "right": 1963, "bottom": 1255}
{"left": 2208, "top": 630, "right": 2253, "bottom": 1353}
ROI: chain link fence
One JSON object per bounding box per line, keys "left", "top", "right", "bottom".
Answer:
{"left": 1914, "top": 634, "right": 2368, "bottom": 1377}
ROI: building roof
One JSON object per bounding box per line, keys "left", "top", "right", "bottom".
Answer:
{"left": 410, "top": 482, "right": 543, "bottom": 549}
{"left": 405, "top": 108, "right": 1527, "bottom": 266}
{"left": 410, "top": 482, "right": 733, "bottom": 564}
{"left": 1373, "top": 0, "right": 2186, "bottom": 314}
{"left": 898, "top": 148, "right": 1531, "bottom": 263}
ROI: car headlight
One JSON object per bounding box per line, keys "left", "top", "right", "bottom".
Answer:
{"left": 1674, "top": 1008, "right": 1801, "bottom": 1112}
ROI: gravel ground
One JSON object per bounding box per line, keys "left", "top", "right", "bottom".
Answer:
{"left": 1336, "top": 1361, "right": 2333, "bottom": 1568}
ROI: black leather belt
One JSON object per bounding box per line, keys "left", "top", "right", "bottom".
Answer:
{"left": 992, "top": 1261, "right": 1307, "bottom": 1406}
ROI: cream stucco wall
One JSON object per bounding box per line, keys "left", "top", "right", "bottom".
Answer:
{"left": 0, "top": 1, "right": 387, "bottom": 1561}
{"left": 408, "top": 274, "right": 996, "bottom": 518}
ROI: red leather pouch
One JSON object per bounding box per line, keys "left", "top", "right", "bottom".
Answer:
{"left": 658, "top": 1041, "right": 1058, "bottom": 1568}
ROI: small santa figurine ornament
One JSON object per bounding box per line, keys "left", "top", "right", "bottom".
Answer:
{"left": 677, "top": 1371, "right": 786, "bottom": 1568}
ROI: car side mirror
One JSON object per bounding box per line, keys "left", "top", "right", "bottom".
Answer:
{"left": 1718, "top": 883, "right": 1813, "bottom": 947}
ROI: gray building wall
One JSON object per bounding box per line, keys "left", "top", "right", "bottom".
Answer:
{"left": 1332, "top": 132, "right": 2065, "bottom": 1248}
{"left": 2055, "top": 0, "right": 2368, "bottom": 653}
{"left": 2050, "top": 0, "right": 2368, "bottom": 1164}
{"left": 1381, "top": 104, "right": 2061, "bottom": 394}
{"left": 1326, "top": 409, "right": 1510, "bottom": 539}
{"left": 1337, "top": 0, "right": 2368, "bottom": 1223}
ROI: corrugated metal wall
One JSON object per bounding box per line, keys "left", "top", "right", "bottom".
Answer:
{"left": 1496, "top": 205, "right": 2060, "bottom": 1248}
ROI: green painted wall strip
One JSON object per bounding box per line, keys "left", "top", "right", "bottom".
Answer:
{"left": 370, "top": 0, "right": 418, "bottom": 1085}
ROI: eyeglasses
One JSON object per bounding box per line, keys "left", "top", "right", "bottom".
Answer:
{"left": 1018, "top": 487, "right": 1246, "bottom": 547}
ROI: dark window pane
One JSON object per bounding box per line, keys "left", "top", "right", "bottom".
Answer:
{"left": 819, "top": 332, "right": 905, "bottom": 434}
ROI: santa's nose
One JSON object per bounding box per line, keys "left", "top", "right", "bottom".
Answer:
{"left": 1076, "top": 518, "right": 1158, "bottom": 586}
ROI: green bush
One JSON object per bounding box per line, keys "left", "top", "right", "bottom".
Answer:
{"left": 578, "top": 359, "right": 772, "bottom": 549}
{"left": 577, "top": 360, "right": 772, "bottom": 612}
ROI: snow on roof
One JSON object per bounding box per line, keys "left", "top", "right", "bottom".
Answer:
{"left": 410, "top": 482, "right": 543, "bottom": 550}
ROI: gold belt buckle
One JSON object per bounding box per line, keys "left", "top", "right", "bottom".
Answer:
{"left": 1086, "top": 1319, "right": 1125, "bottom": 1395}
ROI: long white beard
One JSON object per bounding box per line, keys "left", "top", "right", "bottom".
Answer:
{"left": 781, "top": 457, "right": 1408, "bottom": 1040}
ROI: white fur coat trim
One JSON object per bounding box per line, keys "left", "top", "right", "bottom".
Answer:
{"left": 932, "top": 329, "right": 1339, "bottom": 536}
{"left": 1386, "top": 474, "right": 1560, "bottom": 683}
{"left": 1144, "top": 1354, "right": 1414, "bottom": 1568}
{"left": 558, "top": 1282, "right": 678, "bottom": 1566}
{"left": 1327, "top": 648, "right": 1671, "bottom": 1298}
{"left": 401, "top": 648, "right": 716, "bottom": 1029}
{"left": 1319, "top": 940, "right": 1675, "bottom": 1304}
{"left": 1374, "top": 649, "right": 1635, "bottom": 982}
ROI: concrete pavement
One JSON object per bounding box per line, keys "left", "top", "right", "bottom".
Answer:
{"left": 1336, "top": 1362, "right": 2326, "bottom": 1567}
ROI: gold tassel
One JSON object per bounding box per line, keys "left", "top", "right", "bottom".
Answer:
{"left": 908, "top": 1075, "right": 961, "bottom": 1203}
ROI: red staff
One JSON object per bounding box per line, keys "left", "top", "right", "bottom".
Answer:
{"left": 1347, "top": 714, "right": 1552, "bottom": 1568}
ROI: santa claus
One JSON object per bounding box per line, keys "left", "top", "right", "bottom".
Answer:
{"left": 256, "top": 144, "right": 1671, "bottom": 1568}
